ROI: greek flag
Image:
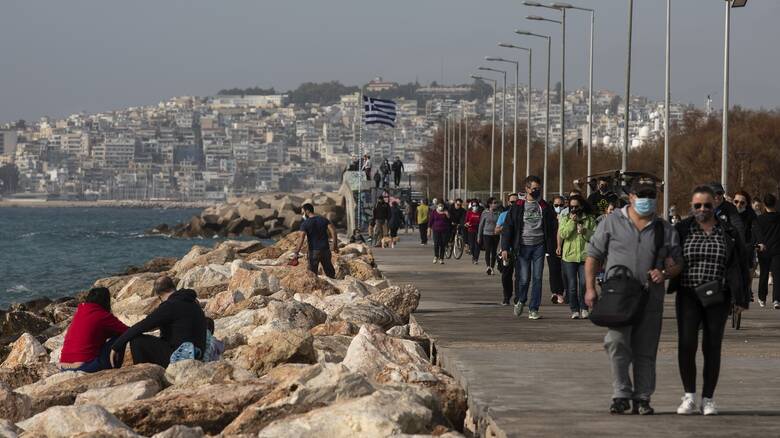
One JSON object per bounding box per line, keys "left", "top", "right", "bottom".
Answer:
{"left": 363, "top": 96, "right": 397, "bottom": 128}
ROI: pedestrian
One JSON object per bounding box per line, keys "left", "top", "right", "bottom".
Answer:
{"left": 501, "top": 176, "right": 559, "bottom": 320}
{"left": 380, "top": 158, "right": 391, "bottom": 188}
{"left": 372, "top": 197, "right": 391, "bottom": 246}
{"left": 755, "top": 193, "right": 780, "bottom": 308}
{"left": 294, "top": 203, "right": 339, "bottom": 278}
{"left": 478, "top": 197, "right": 500, "bottom": 274}
{"left": 465, "top": 200, "right": 483, "bottom": 264}
{"left": 734, "top": 190, "right": 758, "bottom": 299}
{"left": 429, "top": 200, "right": 450, "bottom": 264}
{"left": 709, "top": 182, "right": 746, "bottom": 242}
{"left": 497, "top": 193, "right": 519, "bottom": 305}
{"left": 670, "top": 185, "right": 750, "bottom": 416}
{"left": 557, "top": 195, "right": 597, "bottom": 319}
{"left": 388, "top": 201, "right": 404, "bottom": 245}
{"left": 588, "top": 177, "right": 620, "bottom": 216}
{"left": 373, "top": 169, "right": 382, "bottom": 189}
{"left": 349, "top": 228, "right": 366, "bottom": 244}
{"left": 585, "top": 178, "right": 683, "bottom": 415}
{"left": 449, "top": 198, "right": 467, "bottom": 244}
{"left": 753, "top": 198, "right": 766, "bottom": 216}
{"left": 550, "top": 195, "right": 568, "bottom": 305}
{"left": 404, "top": 200, "right": 416, "bottom": 233}
{"left": 392, "top": 156, "right": 404, "bottom": 188}
{"left": 362, "top": 155, "right": 372, "bottom": 180}
{"left": 417, "top": 198, "right": 430, "bottom": 245}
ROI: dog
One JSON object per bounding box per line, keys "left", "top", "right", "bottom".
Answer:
{"left": 380, "top": 236, "right": 395, "bottom": 248}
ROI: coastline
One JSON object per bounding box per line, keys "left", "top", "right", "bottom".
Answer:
{"left": 0, "top": 200, "right": 213, "bottom": 209}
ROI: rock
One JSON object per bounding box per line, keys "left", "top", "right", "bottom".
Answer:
{"left": 164, "top": 359, "right": 253, "bottom": 387}
{"left": 74, "top": 379, "right": 161, "bottom": 411}
{"left": 43, "top": 332, "right": 65, "bottom": 363}
{"left": 178, "top": 264, "right": 231, "bottom": 289}
{"left": 0, "top": 382, "right": 32, "bottom": 422}
{"left": 16, "top": 405, "right": 139, "bottom": 437}
{"left": 246, "top": 300, "right": 327, "bottom": 341}
{"left": 331, "top": 298, "right": 402, "bottom": 330}
{"left": 0, "top": 311, "right": 51, "bottom": 342}
{"left": 343, "top": 325, "right": 429, "bottom": 380}
{"left": 232, "top": 330, "right": 315, "bottom": 376}
{"left": 313, "top": 335, "right": 353, "bottom": 363}
{"left": 227, "top": 267, "right": 281, "bottom": 297}
{"left": 369, "top": 285, "right": 421, "bottom": 323}
{"left": 216, "top": 240, "right": 264, "bottom": 255}
{"left": 0, "top": 362, "right": 59, "bottom": 389}
{"left": 172, "top": 246, "right": 235, "bottom": 275}
{"left": 112, "top": 295, "right": 160, "bottom": 321}
{"left": 0, "top": 419, "right": 19, "bottom": 438}
{"left": 1, "top": 333, "right": 48, "bottom": 368}
{"left": 279, "top": 268, "right": 338, "bottom": 297}
{"left": 16, "top": 363, "right": 166, "bottom": 414}
{"left": 222, "top": 363, "right": 374, "bottom": 435}
{"left": 121, "top": 257, "right": 178, "bottom": 275}
{"left": 221, "top": 295, "right": 271, "bottom": 318}
{"left": 115, "top": 273, "right": 159, "bottom": 301}
{"left": 309, "top": 321, "right": 359, "bottom": 336}
{"left": 344, "top": 259, "right": 381, "bottom": 281}
{"left": 42, "top": 300, "right": 78, "bottom": 324}
{"left": 151, "top": 425, "right": 205, "bottom": 438}
{"left": 170, "top": 246, "right": 210, "bottom": 275}
{"left": 203, "top": 289, "right": 244, "bottom": 318}
{"left": 256, "top": 388, "right": 434, "bottom": 438}
{"left": 213, "top": 309, "right": 264, "bottom": 348}
{"left": 113, "top": 382, "right": 275, "bottom": 436}
{"left": 366, "top": 278, "right": 390, "bottom": 290}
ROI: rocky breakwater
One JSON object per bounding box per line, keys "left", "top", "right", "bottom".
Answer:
{"left": 148, "top": 191, "right": 347, "bottom": 239}
{"left": 0, "top": 234, "right": 467, "bottom": 437}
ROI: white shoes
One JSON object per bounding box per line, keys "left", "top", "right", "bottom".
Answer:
{"left": 676, "top": 394, "right": 698, "bottom": 415}
{"left": 439, "top": 259, "right": 444, "bottom": 265}
{"left": 580, "top": 309, "right": 589, "bottom": 319}
{"left": 774, "top": 301, "right": 780, "bottom": 310}
{"left": 758, "top": 299, "right": 766, "bottom": 307}
{"left": 570, "top": 312, "right": 580, "bottom": 319}
{"left": 702, "top": 398, "right": 718, "bottom": 416}
{"left": 433, "top": 257, "right": 438, "bottom": 264}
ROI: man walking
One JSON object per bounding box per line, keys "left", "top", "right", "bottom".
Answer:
{"left": 584, "top": 179, "right": 682, "bottom": 415}
{"left": 588, "top": 177, "right": 620, "bottom": 215}
{"left": 372, "top": 197, "right": 391, "bottom": 246}
{"left": 497, "top": 193, "right": 519, "bottom": 305}
{"left": 392, "top": 156, "right": 405, "bottom": 188}
{"left": 294, "top": 203, "right": 339, "bottom": 278}
{"left": 710, "top": 182, "right": 746, "bottom": 242}
{"left": 501, "top": 176, "right": 558, "bottom": 320}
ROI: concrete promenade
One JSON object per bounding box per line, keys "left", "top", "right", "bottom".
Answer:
{"left": 373, "top": 235, "right": 780, "bottom": 438}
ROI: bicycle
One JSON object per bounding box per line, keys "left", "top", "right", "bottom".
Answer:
{"left": 445, "top": 225, "right": 465, "bottom": 259}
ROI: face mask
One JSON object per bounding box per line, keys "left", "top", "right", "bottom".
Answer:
{"left": 694, "top": 209, "right": 714, "bottom": 223}
{"left": 437, "top": 206, "right": 444, "bottom": 212}
{"left": 633, "top": 198, "right": 656, "bottom": 217}
{"left": 570, "top": 207, "right": 580, "bottom": 215}
{"left": 530, "top": 189, "right": 541, "bottom": 200}
{"left": 737, "top": 206, "right": 746, "bottom": 214}
{"left": 472, "top": 206, "right": 479, "bottom": 212}
{"left": 554, "top": 206, "right": 562, "bottom": 214}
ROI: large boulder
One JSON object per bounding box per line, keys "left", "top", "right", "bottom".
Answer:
{"left": 368, "top": 285, "right": 421, "bottom": 323}
{"left": 112, "top": 382, "right": 276, "bottom": 436}
{"left": 0, "top": 362, "right": 59, "bottom": 389}
{"left": 43, "top": 332, "right": 65, "bottom": 363}
{"left": 164, "top": 359, "right": 254, "bottom": 387}
{"left": 115, "top": 273, "right": 160, "bottom": 301}
{"left": 16, "top": 405, "right": 139, "bottom": 438}
{"left": 121, "top": 256, "right": 178, "bottom": 276}
{"left": 178, "top": 264, "right": 231, "bottom": 289}
{"left": 171, "top": 246, "right": 235, "bottom": 275}
{"left": 203, "top": 289, "right": 245, "bottom": 318}
{"left": 0, "top": 382, "right": 32, "bottom": 422}
{"left": 227, "top": 267, "right": 281, "bottom": 297}
{"left": 342, "top": 325, "right": 429, "bottom": 380}
{"left": 151, "top": 425, "right": 206, "bottom": 438}
{"left": 232, "top": 330, "right": 315, "bottom": 376}
{"left": 279, "top": 268, "right": 338, "bottom": 297}
{"left": 330, "top": 298, "right": 403, "bottom": 330}
{"left": 0, "top": 420, "right": 19, "bottom": 438}
{"left": 256, "top": 387, "right": 434, "bottom": 438}
{"left": 313, "top": 335, "right": 353, "bottom": 363}
{"left": 309, "top": 321, "right": 359, "bottom": 337}
{"left": 1, "top": 333, "right": 48, "bottom": 368}
{"left": 343, "top": 259, "right": 381, "bottom": 281}
{"left": 0, "top": 311, "right": 51, "bottom": 342}
{"left": 74, "top": 379, "right": 161, "bottom": 411}
{"left": 246, "top": 300, "right": 327, "bottom": 341}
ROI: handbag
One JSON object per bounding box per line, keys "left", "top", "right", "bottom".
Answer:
{"left": 589, "top": 265, "right": 649, "bottom": 327}
{"left": 694, "top": 279, "right": 725, "bottom": 307}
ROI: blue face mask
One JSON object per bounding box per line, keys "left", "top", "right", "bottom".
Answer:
{"left": 634, "top": 198, "right": 657, "bottom": 217}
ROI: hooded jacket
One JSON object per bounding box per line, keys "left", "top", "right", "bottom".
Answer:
{"left": 112, "top": 289, "right": 207, "bottom": 355}
{"left": 501, "top": 198, "right": 558, "bottom": 254}
{"left": 754, "top": 211, "right": 780, "bottom": 257}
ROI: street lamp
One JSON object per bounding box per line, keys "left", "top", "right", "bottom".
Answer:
{"left": 443, "top": 114, "right": 448, "bottom": 200}
{"left": 623, "top": 0, "right": 634, "bottom": 172}
{"left": 496, "top": 46, "right": 533, "bottom": 193}
{"left": 488, "top": 55, "right": 520, "bottom": 194}
{"left": 479, "top": 66, "right": 508, "bottom": 199}
{"left": 471, "top": 75, "right": 498, "bottom": 197}
{"left": 664, "top": 0, "right": 671, "bottom": 218}
{"left": 722, "top": 0, "right": 748, "bottom": 193}
{"left": 526, "top": 9, "right": 565, "bottom": 196}
{"left": 516, "top": 30, "right": 551, "bottom": 201}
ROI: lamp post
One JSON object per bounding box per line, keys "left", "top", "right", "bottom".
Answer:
{"left": 471, "top": 75, "right": 498, "bottom": 197}
{"left": 722, "top": 0, "right": 748, "bottom": 193}
{"left": 495, "top": 46, "right": 533, "bottom": 191}
{"left": 487, "top": 56, "right": 520, "bottom": 194}
{"left": 464, "top": 109, "right": 469, "bottom": 199}
{"left": 516, "top": 30, "right": 551, "bottom": 201}
{"left": 479, "top": 66, "right": 507, "bottom": 199}
{"left": 664, "top": 0, "right": 671, "bottom": 218}
{"left": 623, "top": 0, "right": 633, "bottom": 171}
{"left": 526, "top": 8, "right": 565, "bottom": 195}
{"left": 442, "top": 114, "right": 447, "bottom": 200}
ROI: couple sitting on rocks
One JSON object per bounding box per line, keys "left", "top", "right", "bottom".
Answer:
{"left": 58, "top": 276, "right": 223, "bottom": 373}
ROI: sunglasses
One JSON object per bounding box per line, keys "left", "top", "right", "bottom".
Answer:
{"left": 734, "top": 200, "right": 747, "bottom": 206}
{"left": 635, "top": 191, "right": 657, "bottom": 199}
{"left": 693, "top": 202, "right": 713, "bottom": 210}
{"left": 553, "top": 204, "right": 564, "bottom": 208}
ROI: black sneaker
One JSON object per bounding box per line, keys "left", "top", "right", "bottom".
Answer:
{"left": 632, "top": 399, "right": 654, "bottom": 415}
{"left": 610, "top": 398, "right": 631, "bottom": 415}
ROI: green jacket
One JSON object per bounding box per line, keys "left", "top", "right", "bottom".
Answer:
{"left": 558, "top": 214, "right": 597, "bottom": 263}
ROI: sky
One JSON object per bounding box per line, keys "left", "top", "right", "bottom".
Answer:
{"left": 1, "top": 0, "right": 778, "bottom": 122}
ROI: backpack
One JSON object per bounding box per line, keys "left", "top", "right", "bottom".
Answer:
{"left": 589, "top": 220, "right": 664, "bottom": 328}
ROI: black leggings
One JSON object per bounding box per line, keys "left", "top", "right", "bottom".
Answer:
{"left": 468, "top": 231, "right": 480, "bottom": 262}
{"left": 419, "top": 222, "right": 428, "bottom": 244}
{"left": 483, "top": 235, "right": 499, "bottom": 269}
{"left": 676, "top": 290, "right": 730, "bottom": 398}
{"left": 501, "top": 257, "right": 514, "bottom": 301}
{"left": 758, "top": 254, "right": 780, "bottom": 303}
{"left": 130, "top": 335, "right": 175, "bottom": 368}
{"left": 433, "top": 230, "right": 448, "bottom": 259}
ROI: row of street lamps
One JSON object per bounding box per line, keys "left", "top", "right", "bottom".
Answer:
{"left": 440, "top": 0, "right": 747, "bottom": 210}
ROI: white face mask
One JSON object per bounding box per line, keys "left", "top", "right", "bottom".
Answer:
{"left": 437, "top": 206, "right": 444, "bottom": 212}
{"left": 471, "top": 206, "right": 479, "bottom": 212}
{"left": 554, "top": 206, "right": 562, "bottom": 214}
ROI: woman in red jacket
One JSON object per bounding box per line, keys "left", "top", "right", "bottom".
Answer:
{"left": 60, "top": 287, "right": 128, "bottom": 372}
{"left": 465, "top": 201, "right": 483, "bottom": 264}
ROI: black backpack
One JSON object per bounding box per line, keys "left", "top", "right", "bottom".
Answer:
{"left": 589, "top": 221, "right": 664, "bottom": 328}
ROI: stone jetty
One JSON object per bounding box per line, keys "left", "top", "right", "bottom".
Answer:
{"left": 0, "top": 234, "right": 466, "bottom": 437}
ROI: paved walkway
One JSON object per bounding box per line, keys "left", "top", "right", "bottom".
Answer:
{"left": 373, "top": 235, "right": 780, "bottom": 438}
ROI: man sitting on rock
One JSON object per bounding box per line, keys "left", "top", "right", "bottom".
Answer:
{"left": 110, "top": 276, "right": 207, "bottom": 368}
{"left": 294, "top": 203, "right": 339, "bottom": 278}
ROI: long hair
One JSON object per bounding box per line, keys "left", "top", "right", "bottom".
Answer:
{"left": 569, "top": 194, "right": 594, "bottom": 216}
{"left": 84, "top": 287, "right": 112, "bottom": 312}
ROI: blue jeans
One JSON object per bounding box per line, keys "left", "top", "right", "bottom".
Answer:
{"left": 61, "top": 337, "right": 119, "bottom": 373}
{"left": 562, "top": 261, "right": 587, "bottom": 312}
{"left": 515, "top": 243, "right": 546, "bottom": 311}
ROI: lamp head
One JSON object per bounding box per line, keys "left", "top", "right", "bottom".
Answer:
{"left": 523, "top": 1, "right": 544, "bottom": 6}
{"left": 485, "top": 56, "right": 506, "bottom": 62}
{"left": 526, "top": 15, "right": 545, "bottom": 20}
{"left": 498, "top": 43, "right": 515, "bottom": 48}
{"left": 550, "top": 2, "right": 573, "bottom": 8}
{"left": 731, "top": 0, "right": 747, "bottom": 7}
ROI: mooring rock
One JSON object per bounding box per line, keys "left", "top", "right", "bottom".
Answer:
{"left": 342, "top": 325, "right": 429, "bottom": 380}
{"left": 0, "top": 382, "right": 32, "bottom": 422}
{"left": 331, "top": 298, "right": 402, "bottom": 330}
{"left": 232, "top": 330, "right": 315, "bottom": 376}
{"left": 17, "top": 404, "right": 139, "bottom": 438}
{"left": 164, "top": 359, "right": 253, "bottom": 387}
{"left": 74, "top": 379, "right": 161, "bottom": 411}
{"left": 368, "top": 285, "right": 421, "bottom": 323}
{"left": 1, "top": 333, "right": 48, "bottom": 368}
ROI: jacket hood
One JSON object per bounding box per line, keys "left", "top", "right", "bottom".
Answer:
{"left": 168, "top": 289, "right": 199, "bottom": 303}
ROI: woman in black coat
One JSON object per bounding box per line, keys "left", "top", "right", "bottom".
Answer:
{"left": 388, "top": 201, "right": 404, "bottom": 241}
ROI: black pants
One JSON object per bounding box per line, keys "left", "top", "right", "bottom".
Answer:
{"left": 483, "top": 235, "right": 499, "bottom": 269}
{"left": 547, "top": 251, "right": 565, "bottom": 295}
{"left": 308, "top": 248, "right": 336, "bottom": 278}
{"left": 758, "top": 254, "right": 780, "bottom": 303}
{"left": 394, "top": 172, "right": 401, "bottom": 187}
{"left": 389, "top": 225, "right": 399, "bottom": 238}
{"left": 676, "top": 290, "right": 730, "bottom": 399}
{"left": 433, "top": 230, "right": 448, "bottom": 259}
{"left": 419, "top": 222, "right": 428, "bottom": 244}
{"left": 501, "top": 257, "right": 514, "bottom": 301}
{"left": 468, "top": 231, "right": 480, "bottom": 262}
{"left": 130, "top": 335, "right": 175, "bottom": 368}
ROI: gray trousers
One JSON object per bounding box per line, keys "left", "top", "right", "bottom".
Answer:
{"left": 603, "top": 290, "right": 664, "bottom": 401}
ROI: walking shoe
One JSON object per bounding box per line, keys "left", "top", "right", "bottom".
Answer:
{"left": 528, "top": 311, "right": 541, "bottom": 320}
{"left": 550, "top": 295, "right": 558, "bottom": 304}
{"left": 439, "top": 259, "right": 444, "bottom": 265}
{"left": 580, "top": 309, "right": 589, "bottom": 319}
{"left": 631, "top": 399, "right": 654, "bottom": 415}
{"left": 774, "top": 301, "right": 780, "bottom": 310}
{"left": 609, "top": 398, "right": 631, "bottom": 414}
{"left": 758, "top": 299, "right": 765, "bottom": 307}
{"left": 433, "top": 257, "right": 438, "bottom": 264}
{"left": 513, "top": 301, "right": 525, "bottom": 317}
{"left": 701, "top": 398, "right": 718, "bottom": 416}
{"left": 676, "top": 394, "right": 698, "bottom": 415}
{"left": 486, "top": 267, "right": 491, "bottom": 275}
{"left": 571, "top": 312, "right": 580, "bottom": 319}
{"left": 501, "top": 298, "right": 510, "bottom": 306}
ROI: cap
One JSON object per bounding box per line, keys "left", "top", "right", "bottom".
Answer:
{"left": 630, "top": 178, "right": 658, "bottom": 197}
{"left": 708, "top": 181, "right": 725, "bottom": 195}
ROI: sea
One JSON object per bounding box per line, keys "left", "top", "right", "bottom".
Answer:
{"left": 0, "top": 207, "right": 215, "bottom": 309}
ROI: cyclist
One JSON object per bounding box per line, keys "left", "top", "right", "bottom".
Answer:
{"left": 448, "top": 198, "right": 467, "bottom": 251}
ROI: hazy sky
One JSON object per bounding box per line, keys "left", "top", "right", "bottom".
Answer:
{"left": 1, "top": 0, "right": 778, "bottom": 122}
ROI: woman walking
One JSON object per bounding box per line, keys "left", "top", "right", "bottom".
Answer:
{"left": 478, "top": 197, "right": 500, "bottom": 274}
{"left": 557, "top": 195, "right": 596, "bottom": 319}
{"left": 755, "top": 194, "right": 780, "bottom": 308}
{"left": 465, "top": 201, "right": 483, "bottom": 264}
{"left": 670, "top": 185, "right": 750, "bottom": 416}
{"left": 388, "top": 201, "right": 403, "bottom": 245}
{"left": 429, "top": 200, "right": 450, "bottom": 264}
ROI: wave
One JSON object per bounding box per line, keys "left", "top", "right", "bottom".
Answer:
{"left": 6, "top": 284, "right": 31, "bottom": 293}
{"left": 18, "top": 232, "right": 42, "bottom": 239}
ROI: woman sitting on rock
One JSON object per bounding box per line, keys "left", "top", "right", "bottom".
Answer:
{"left": 59, "top": 287, "right": 128, "bottom": 373}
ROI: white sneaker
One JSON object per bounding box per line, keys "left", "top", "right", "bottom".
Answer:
{"left": 433, "top": 257, "right": 438, "bottom": 264}
{"left": 580, "top": 309, "right": 589, "bottom": 319}
{"left": 571, "top": 312, "right": 580, "bottom": 319}
{"left": 676, "top": 394, "right": 698, "bottom": 415}
{"left": 439, "top": 260, "right": 444, "bottom": 265}
{"left": 758, "top": 299, "right": 766, "bottom": 307}
{"left": 702, "top": 397, "right": 718, "bottom": 416}
{"left": 528, "top": 311, "right": 541, "bottom": 320}
{"left": 774, "top": 301, "right": 780, "bottom": 310}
